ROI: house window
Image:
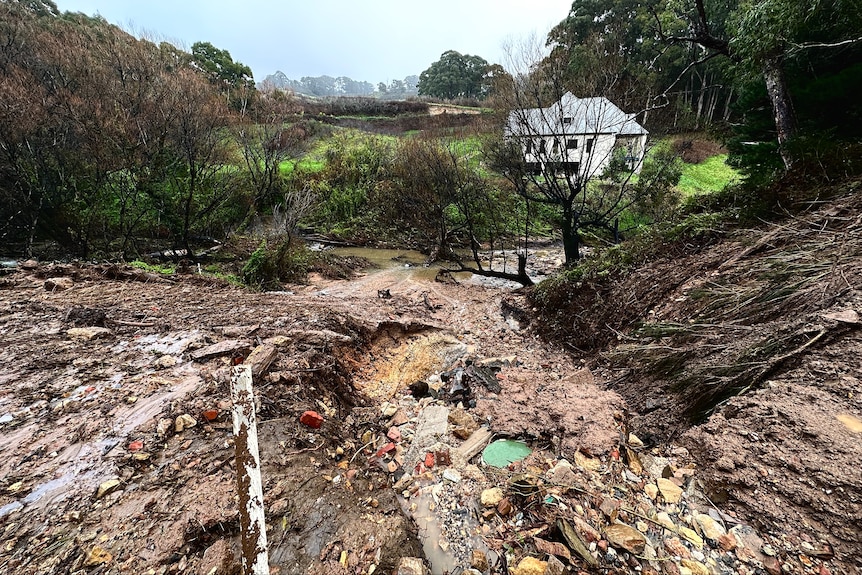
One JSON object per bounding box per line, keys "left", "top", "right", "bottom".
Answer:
{"left": 566, "top": 139, "right": 578, "bottom": 150}
{"left": 552, "top": 139, "right": 559, "bottom": 153}
{"left": 525, "top": 140, "right": 533, "bottom": 154}
{"left": 563, "top": 117, "right": 572, "bottom": 125}
{"left": 586, "top": 138, "right": 594, "bottom": 153}
{"left": 538, "top": 140, "right": 547, "bottom": 154}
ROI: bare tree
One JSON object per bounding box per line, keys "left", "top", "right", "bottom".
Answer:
{"left": 489, "top": 37, "right": 655, "bottom": 265}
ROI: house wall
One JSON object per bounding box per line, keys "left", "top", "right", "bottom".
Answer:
{"left": 523, "top": 133, "right": 621, "bottom": 177}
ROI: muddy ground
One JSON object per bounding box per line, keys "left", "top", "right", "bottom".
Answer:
{"left": 0, "top": 202, "right": 859, "bottom": 575}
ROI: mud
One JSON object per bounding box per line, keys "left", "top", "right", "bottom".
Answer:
{"left": 0, "top": 257, "right": 619, "bottom": 574}
{"left": 1, "top": 195, "right": 860, "bottom": 575}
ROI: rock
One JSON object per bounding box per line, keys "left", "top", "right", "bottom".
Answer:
{"left": 83, "top": 546, "right": 112, "bottom": 566}
{"left": 381, "top": 402, "right": 399, "bottom": 418}
{"left": 449, "top": 407, "right": 479, "bottom": 439}
{"left": 644, "top": 483, "right": 659, "bottom": 500}
{"left": 657, "top": 477, "right": 683, "bottom": 503}
{"left": 20, "top": 259, "right": 39, "bottom": 270}
{"left": 605, "top": 523, "right": 647, "bottom": 554}
{"left": 175, "top": 413, "right": 197, "bottom": 432}
{"left": 190, "top": 339, "right": 251, "bottom": 362}
{"left": 512, "top": 556, "right": 547, "bottom": 575}
{"left": 600, "top": 497, "right": 621, "bottom": 519}
{"left": 67, "top": 327, "right": 112, "bottom": 341}
{"left": 678, "top": 526, "right": 704, "bottom": 549}
{"left": 574, "top": 451, "right": 601, "bottom": 471}
{"left": 546, "top": 459, "right": 577, "bottom": 485}
{"left": 680, "top": 559, "right": 710, "bottom": 575}
{"left": 300, "top": 411, "right": 324, "bottom": 429}
{"left": 45, "top": 277, "right": 73, "bottom": 292}
{"left": 154, "top": 355, "right": 178, "bottom": 369}
{"left": 95, "top": 479, "right": 122, "bottom": 499}
{"left": 656, "top": 512, "right": 676, "bottom": 531}
{"left": 628, "top": 433, "right": 644, "bottom": 447}
{"left": 156, "top": 418, "right": 173, "bottom": 437}
{"left": 694, "top": 512, "right": 726, "bottom": 541}
{"left": 544, "top": 555, "right": 565, "bottom": 575}
{"left": 471, "top": 549, "right": 489, "bottom": 572}
{"left": 387, "top": 426, "right": 402, "bottom": 442}
{"left": 442, "top": 469, "right": 461, "bottom": 483}
{"left": 481, "top": 487, "right": 504, "bottom": 507}
{"left": 664, "top": 538, "right": 691, "bottom": 559}
{"left": 763, "top": 557, "right": 782, "bottom": 575}
{"left": 397, "top": 557, "right": 429, "bottom": 575}
{"left": 717, "top": 533, "right": 738, "bottom": 551}
{"left": 497, "top": 498, "right": 513, "bottom": 516}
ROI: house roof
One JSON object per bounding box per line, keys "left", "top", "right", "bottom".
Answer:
{"left": 508, "top": 92, "right": 648, "bottom": 137}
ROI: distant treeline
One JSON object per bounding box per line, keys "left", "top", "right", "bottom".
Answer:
{"left": 261, "top": 71, "right": 420, "bottom": 99}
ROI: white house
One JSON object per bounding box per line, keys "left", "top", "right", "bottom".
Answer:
{"left": 507, "top": 92, "right": 648, "bottom": 178}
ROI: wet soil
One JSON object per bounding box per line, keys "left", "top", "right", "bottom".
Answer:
{"left": 0, "top": 259, "right": 618, "bottom": 574}
{"left": 1, "top": 187, "right": 860, "bottom": 575}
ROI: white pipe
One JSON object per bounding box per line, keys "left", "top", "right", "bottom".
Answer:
{"left": 231, "top": 364, "right": 270, "bottom": 575}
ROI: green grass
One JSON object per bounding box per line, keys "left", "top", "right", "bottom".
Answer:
{"left": 677, "top": 154, "right": 740, "bottom": 196}
{"left": 130, "top": 260, "right": 175, "bottom": 275}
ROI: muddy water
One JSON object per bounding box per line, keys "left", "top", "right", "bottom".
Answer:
{"left": 328, "top": 246, "right": 525, "bottom": 288}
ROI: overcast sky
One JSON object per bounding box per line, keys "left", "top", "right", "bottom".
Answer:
{"left": 57, "top": 1, "right": 573, "bottom": 83}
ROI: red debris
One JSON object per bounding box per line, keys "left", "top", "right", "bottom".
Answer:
{"left": 202, "top": 409, "right": 219, "bottom": 422}
{"left": 128, "top": 440, "right": 143, "bottom": 452}
{"left": 375, "top": 442, "right": 396, "bottom": 458}
{"left": 386, "top": 427, "right": 402, "bottom": 442}
{"left": 300, "top": 410, "right": 324, "bottom": 429}
{"left": 424, "top": 452, "right": 435, "bottom": 468}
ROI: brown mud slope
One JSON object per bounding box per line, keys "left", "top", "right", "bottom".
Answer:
{"left": 578, "top": 187, "right": 862, "bottom": 571}
{"left": 0, "top": 262, "right": 620, "bottom": 574}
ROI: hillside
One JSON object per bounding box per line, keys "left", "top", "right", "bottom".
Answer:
{"left": 532, "top": 178, "right": 862, "bottom": 571}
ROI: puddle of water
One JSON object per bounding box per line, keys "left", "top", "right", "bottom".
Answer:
{"left": 398, "top": 480, "right": 485, "bottom": 575}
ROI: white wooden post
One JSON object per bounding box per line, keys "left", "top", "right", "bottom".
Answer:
{"left": 230, "top": 364, "right": 270, "bottom": 575}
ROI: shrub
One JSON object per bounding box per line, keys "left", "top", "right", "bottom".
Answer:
{"left": 240, "top": 238, "right": 310, "bottom": 290}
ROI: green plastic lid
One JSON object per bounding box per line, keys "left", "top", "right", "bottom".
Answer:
{"left": 482, "top": 439, "right": 532, "bottom": 468}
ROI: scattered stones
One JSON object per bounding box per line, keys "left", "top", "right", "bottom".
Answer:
{"left": 83, "top": 546, "right": 112, "bottom": 567}
{"left": 449, "top": 408, "right": 479, "bottom": 439}
{"left": 44, "top": 277, "right": 73, "bottom": 292}
{"left": 300, "top": 410, "right": 324, "bottom": 429}
{"left": 175, "top": 413, "right": 197, "bottom": 432}
{"left": 397, "top": 557, "right": 429, "bottom": 575}
{"left": 66, "top": 327, "right": 112, "bottom": 341}
{"left": 470, "top": 549, "right": 489, "bottom": 572}
{"left": 680, "top": 558, "right": 710, "bottom": 575}
{"left": 664, "top": 537, "right": 691, "bottom": 559}
{"left": 546, "top": 459, "right": 577, "bottom": 485}
{"left": 656, "top": 477, "right": 683, "bottom": 503}
{"left": 481, "top": 488, "right": 504, "bottom": 508}
{"left": 511, "top": 556, "right": 546, "bottom": 575}
{"left": 694, "top": 512, "right": 727, "bottom": 541}
{"left": 605, "top": 523, "right": 647, "bottom": 554}
{"left": 95, "top": 479, "right": 121, "bottom": 499}
{"left": 442, "top": 468, "right": 461, "bottom": 483}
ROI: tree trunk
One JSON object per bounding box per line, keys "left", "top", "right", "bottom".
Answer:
{"left": 561, "top": 206, "right": 580, "bottom": 264}
{"left": 763, "top": 56, "right": 796, "bottom": 170}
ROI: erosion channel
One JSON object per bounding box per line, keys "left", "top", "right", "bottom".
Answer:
{"left": 0, "top": 249, "right": 856, "bottom": 575}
